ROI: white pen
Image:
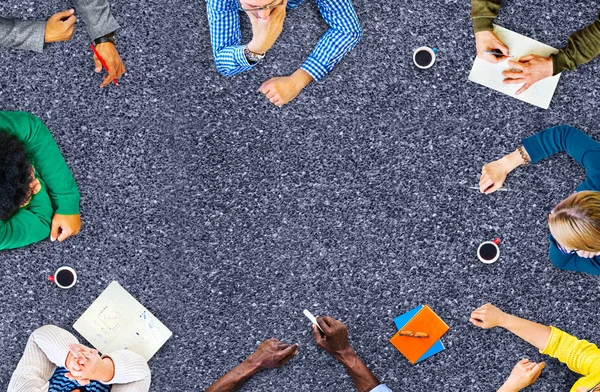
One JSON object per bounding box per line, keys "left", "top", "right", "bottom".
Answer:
{"left": 303, "top": 309, "right": 324, "bottom": 333}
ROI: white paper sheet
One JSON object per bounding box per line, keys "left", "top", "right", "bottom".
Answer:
{"left": 74, "top": 281, "right": 172, "bottom": 361}
{"left": 468, "top": 25, "right": 561, "bottom": 109}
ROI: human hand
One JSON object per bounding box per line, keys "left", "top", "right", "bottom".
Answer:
{"left": 576, "top": 250, "right": 600, "bottom": 258}
{"left": 475, "top": 30, "right": 510, "bottom": 63}
{"left": 246, "top": 3, "right": 286, "bottom": 54}
{"left": 93, "top": 42, "right": 125, "bottom": 87}
{"left": 502, "top": 54, "right": 554, "bottom": 95}
{"left": 65, "top": 344, "right": 114, "bottom": 385}
{"left": 499, "top": 359, "right": 545, "bottom": 392}
{"left": 469, "top": 303, "right": 508, "bottom": 329}
{"left": 480, "top": 158, "right": 511, "bottom": 194}
{"left": 51, "top": 214, "right": 81, "bottom": 242}
{"left": 246, "top": 338, "right": 299, "bottom": 370}
{"left": 45, "top": 10, "right": 77, "bottom": 43}
{"left": 259, "top": 69, "right": 312, "bottom": 107}
{"left": 311, "top": 316, "right": 356, "bottom": 362}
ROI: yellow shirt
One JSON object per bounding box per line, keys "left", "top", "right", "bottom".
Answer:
{"left": 541, "top": 326, "right": 600, "bottom": 391}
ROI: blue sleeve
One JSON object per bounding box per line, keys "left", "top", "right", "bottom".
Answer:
{"left": 522, "top": 125, "right": 600, "bottom": 192}
{"left": 301, "top": 0, "right": 362, "bottom": 81}
{"left": 370, "top": 385, "right": 393, "bottom": 392}
{"left": 548, "top": 235, "right": 600, "bottom": 275}
{"left": 205, "top": 0, "right": 257, "bottom": 77}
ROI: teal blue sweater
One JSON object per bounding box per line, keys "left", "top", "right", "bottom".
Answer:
{"left": 522, "top": 125, "right": 600, "bottom": 275}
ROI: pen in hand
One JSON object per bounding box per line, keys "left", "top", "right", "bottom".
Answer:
{"left": 89, "top": 43, "right": 119, "bottom": 86}
{"left": 484, "top": 49, "right": 514, "bottom": 58}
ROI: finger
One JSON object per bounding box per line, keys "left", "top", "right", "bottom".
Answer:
{"left": 116, "top": 62, "right": 126, "bottom": 79}
{"left": 531, "top": 362, "right": 545, "bottom": 376}
{"left": 53, "top": 9, "right": 75, "bottom": 21}
{"left": 503, "top": 78, "right": 526, "bottom": 85}
{"left": 57, "top": 228, "right": 72, "bottom": 242}
{"left": 63, "top": 15, "right": 77, "bottom": 28}
{"left": 497, "top": 42, "right": 510, "bottom": 56}
{"left": 278, "top": 343, "right": 298, "bottom": 358}
{"left": 507, "top": 60, "right": 525, "bottom": 70}
{"left": 468, "top": 317, "right": 485, "bottom": 328}
{"left": 269, "top": 96, "right": 280, "bottom": 104}
{"left": 266, "top": 90, "right": 277, "bottom": 99}
{"left": 480, "top": 179, "right": 493, "bottom": 192}
{"left": 316, "top": 316, "right": 333, "bottom": 335}
{"left": 484, "top": 183, "right": 502, "bottom": 194}
{"left": 501, "top": 70, "right": 524, "bottom": 78}
{"left": 518, "top": 358, "right": 530, "bottom": 364}
{"left": 258, "top": 83, "right": 271, "bottom": 94}
{"left": 311, "top": 324, "right": 324, "bottom": 343}
{"left": 518, "top": 55, "right": 534, "bottom": 62}
{"left": 279, "top": 344, "right": 299, "bottom": 366}
{"left": 93, "top": 55, "right": 102, "bottom": 73}
{"left": 50, "top": 220, "right": 60, "bottom": 242}
{"left": 515, "top": 83, "right": 531, "bottom": 95}
{"left": 482, "top": 54, "right": 505, "bottom": 64}
{"left": 524, "top": 361, "right": 536, "bottom": 370}
{"left": 100, "top": 73, "right": 116, "bottom": 88}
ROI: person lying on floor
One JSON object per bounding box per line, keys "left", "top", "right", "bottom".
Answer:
{"left": 8, "top": 325, "right": 151, "bottom": 391}
{"left": 480, "top": 124, "right": 600, "bottom": 275}
{"left": 470, "top": 303, "right": 600, "bottom": 392}
{"left": 0, "top": 111, "right": 81, "bottom": 250}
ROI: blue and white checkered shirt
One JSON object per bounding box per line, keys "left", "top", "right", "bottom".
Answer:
{"left": 205, "top": 0, "right": 362, "bottom": 81}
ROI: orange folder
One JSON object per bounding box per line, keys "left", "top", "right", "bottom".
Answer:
{"left": 389, "top": 305, "right": 449, "bottom": 364}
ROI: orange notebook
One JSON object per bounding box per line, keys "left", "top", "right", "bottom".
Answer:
{"left": 389, "top": 305, "right": 449, "bottom": 364}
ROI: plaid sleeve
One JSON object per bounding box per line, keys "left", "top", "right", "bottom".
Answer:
{"left": 206, "top": 0, "right": 257, "bottom": 77}
{"left": 301, "top": 0, "right": 362, "bottom": 81}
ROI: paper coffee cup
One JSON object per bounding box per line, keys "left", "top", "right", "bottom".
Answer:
{"left": 48, "top": 266, "right": 77, "bottom": 289}
{"left": 477, "top": 238, "right": 501, "bottom": 264}
{"left": 413, "top": 46, "right": 438, "bottom": 69}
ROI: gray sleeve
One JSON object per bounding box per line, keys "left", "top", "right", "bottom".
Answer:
{"left": 0, "top": 18, "right": 46, "bottom": 52}
{"left": 72, "top": 0, "right": 120, "bottom": 41}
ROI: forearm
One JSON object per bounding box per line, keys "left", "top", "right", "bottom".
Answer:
{"left": 337, "top": 348, "right": 380, "bottom": 392}
{"left": 500, "top": 314, "right": 552, "bottom": 351}
{"left": 551, "top": 10, "right": 600, "bottom": 74}
{"left": 0, "top": 18, "right": 46, "bottom": 52}
{"left": 206, "top": 359, "right": 262, "bottom": 392}
{"left": 471, "top": 0, "right": 503, "bottom": 32}
{"left": 72, "top": 0, "right": 120, "bottom": 40}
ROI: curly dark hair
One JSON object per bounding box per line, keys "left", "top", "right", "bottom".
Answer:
{"left": 0, "top": 133, "right": 34, "bottom": 221}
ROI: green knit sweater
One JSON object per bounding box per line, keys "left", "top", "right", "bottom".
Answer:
{"left": 0, "top": 112, "right": 80, "bottom": 250}
{"left": 471, "top": 0, "right": 600, "bottom": 74}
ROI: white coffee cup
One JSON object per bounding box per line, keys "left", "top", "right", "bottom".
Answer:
{"left": 477, "top": 238, "right": 501, "bottom": 264}
{"left": 48, "top": 266, "right": 77, "bottom": 289}
{"left": 413, "top": 46, "right": 438, "bottom": 69}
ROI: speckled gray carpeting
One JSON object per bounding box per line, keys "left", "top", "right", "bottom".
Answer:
{"left": 0, "top": 0, "right": 599, "bottom": 391}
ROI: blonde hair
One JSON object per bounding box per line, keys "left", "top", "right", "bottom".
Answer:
{"left": 548, "top": 191, "right": 600, "bottom": 252}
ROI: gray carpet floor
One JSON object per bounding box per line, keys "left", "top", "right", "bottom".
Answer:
{"left": 1, "top": 0, "right": 599, "bottom": 391}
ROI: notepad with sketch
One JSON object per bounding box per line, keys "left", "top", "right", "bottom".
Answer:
{"left": 74, "top": 281, "right": 172, "bottom": 361}
{"left": 468, "top": 25, "right": 561, "bottom": 109}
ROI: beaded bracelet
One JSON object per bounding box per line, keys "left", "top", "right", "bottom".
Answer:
{"left": 518, "top": 145, "right": 530, "bottom": 165}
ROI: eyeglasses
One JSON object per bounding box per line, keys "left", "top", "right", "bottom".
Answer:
{"left": 399, "top": 330, "right": 429, "bottom": 338}
{"left": 238, "top": 0, "right": 284, "bottom": 12}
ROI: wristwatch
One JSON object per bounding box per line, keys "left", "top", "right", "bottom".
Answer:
{"left": 244, "top": 46, "right": 265, "bottom": 64}
{"left": 94, "top": 32, "right": 116, "bottom": 46}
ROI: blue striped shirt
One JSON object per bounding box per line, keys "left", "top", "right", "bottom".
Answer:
{"left": 205, "top": 0, "right": 362, "bottom": 81}
{"left": 49, "top": 366, "right": 112, "bottom": 392}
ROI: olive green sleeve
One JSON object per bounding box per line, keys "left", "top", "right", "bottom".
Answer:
{"left": 551, "top": 9, "right": 600, "bottom": 75}
{"left": 471, "top": 0, "right": 503, "bottom": 33}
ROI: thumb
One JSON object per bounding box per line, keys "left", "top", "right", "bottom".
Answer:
{"left": 50, "top": 219, "right": 60, "bottom": 242}
{"left": 93, "top": 54, "right": 102, "bottom": 73}
{"left": 498, "top": 42, "right": 510, "bottom": 56}
{"left": 311, "top": 324, "right": 324, "bottom": 344}
{"left": 53, "top": 9, "right": 75, "bottom": 21}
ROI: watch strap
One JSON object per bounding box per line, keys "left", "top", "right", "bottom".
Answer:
{"left": 94, "top": 32, "right": 116, "bottom": 46}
